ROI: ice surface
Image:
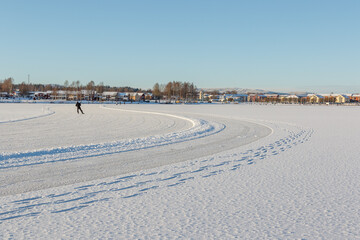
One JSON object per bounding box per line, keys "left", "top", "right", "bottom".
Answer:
{"left": 0, "top": 103, "right": 359, "bottom": 239}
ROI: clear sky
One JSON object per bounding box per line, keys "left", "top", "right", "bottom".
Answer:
{"left": 1, "top": 0, "right": 359, "bottom": 92}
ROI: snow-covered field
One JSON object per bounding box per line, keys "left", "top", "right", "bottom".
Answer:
{"left": 0, "top": 103, "right": 359, "bottom": 239}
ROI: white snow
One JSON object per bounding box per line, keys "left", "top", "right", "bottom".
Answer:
{"left": 0, "top": 104, "right": 54, "bottom": 123}
{"left": 0, "top": 103, "right": 359, "bottom": 239}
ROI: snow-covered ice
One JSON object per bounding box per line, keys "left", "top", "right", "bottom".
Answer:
{"left": 0, "top": 103, "right": 359, "bottom": 239}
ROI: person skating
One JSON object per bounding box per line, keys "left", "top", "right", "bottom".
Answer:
{"left": 75, "top": 101, "right": 84, "bottom": 114}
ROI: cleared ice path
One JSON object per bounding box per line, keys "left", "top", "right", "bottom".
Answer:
{"left": 0, "top": 104, "right": 270, "bottom": 196}
{"left": 0, "top": 107, "right": 224, "bottom": 169}
{"left": 0, "top": 109, "right": 313, "bottom": 225}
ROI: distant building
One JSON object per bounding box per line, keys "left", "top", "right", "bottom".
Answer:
{"left": 116, "top": 92, "right": 129, "bottom": 101}
{"left": 350, "top": 94, "right": 360, "bottom": 102}
{"left": 335, "top": 94, "right": 350, "bottom": 103}
{"left": 102, "top": 92, "right": 118, "bottom": 101}
{"left": 199, "top": 91, "right": 205, "bottom": 101}
{"left": 0, "top": 92, "right": 9, "bottom": 98}
{"left": 308, "top": 94, "right": 324, "bottom": 104}
{"left": 282, "top": 95, "right": 299, "bottom": 103}
{"left": 222, "top": 94, "right": 248, "bottom": 102}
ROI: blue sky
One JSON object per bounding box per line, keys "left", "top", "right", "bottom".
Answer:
{"left": 1, "top": 0, "right": 359, "bottom": 92}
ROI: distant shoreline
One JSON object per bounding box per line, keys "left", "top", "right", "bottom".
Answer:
{"left": 1, "top": 99, "right": 359, "bottom": 106}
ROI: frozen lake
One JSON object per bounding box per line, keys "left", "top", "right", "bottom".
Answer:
{"left": 0, "top": 103, "right": 359, "bottom": 239}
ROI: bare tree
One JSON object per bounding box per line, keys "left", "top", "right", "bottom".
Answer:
{"left": 173, "top": 81, "right": 180, "bottom": 99}
{"left": 76, "top": 80, "right": 81, "bottom": 90}
{"left": 44, "top": 84, "right": 52, "bottom": 91}
{"left": 164, "top": 82, "right": 173, "bottom": 99}
{"left": 152, "top": 83, "right": 162, "bottom": 100}
{"left": 96, "top": 82, "right": 104, "bottom": 94}
{"left": 19, "top": 82, "right": 29, "bottom": 97}
{"left": 52, "top": 86, "right": 58, "bottom": 99}
{"left": 75, "top": 81, "right": 81, "bottom": 100}
{"left": 86, "top": 81, "right": 95, "bottom": 100}
{"left": 1, "top": 78, "right": 13, "bottom": 93}
{"left": 182, "top": 82, "right": 189, "bottom": 100}
{"left": 70, "top": 81, "right": 76, "bottom": 91}
{"left": 64, "top": 80, "right": 69, "bottom": 91}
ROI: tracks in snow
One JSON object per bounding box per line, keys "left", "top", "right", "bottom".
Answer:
{"left": 0, "top": 111, "right": 225, "bottom": 169}
{"left": 0, "top": 120, "right": 314, "bottom": 223}
{"left": 0, "top": 106, "right": 55, "bottom": 124}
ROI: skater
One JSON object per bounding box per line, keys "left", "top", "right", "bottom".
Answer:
{"left": 75, "top": 101, "right": 84, "bottom": 114}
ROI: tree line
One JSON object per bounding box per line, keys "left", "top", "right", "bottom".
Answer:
{"left": 1, "top": 78, "right": 199, "bottom": 100}
{"left": 152, "top": 81, "right": 197, "bottom": 100}
{"left": 0, "top": 78, "right": 145, "bottom": 96}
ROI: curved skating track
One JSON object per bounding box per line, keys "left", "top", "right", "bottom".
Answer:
{"left": 0, "top": 103, "right": 321, "bottom": 239}
{"left": 0, "top": 104, "right": 271, "bottom": 196}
